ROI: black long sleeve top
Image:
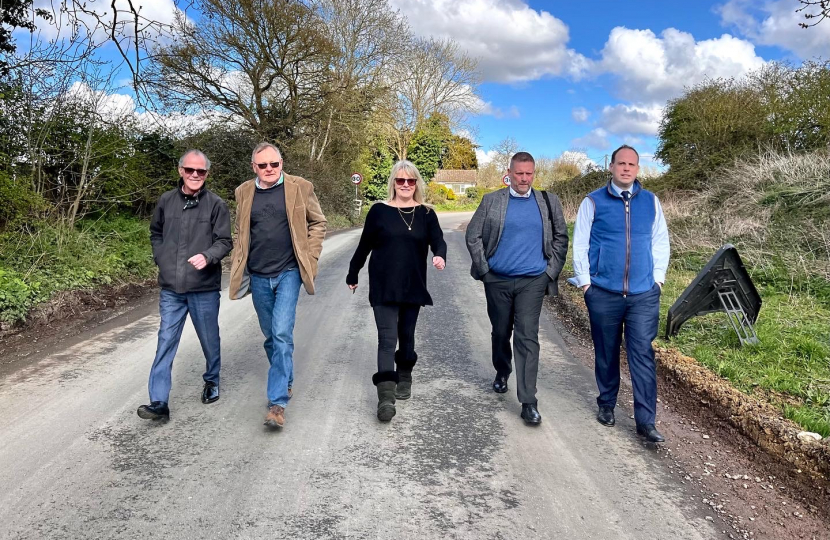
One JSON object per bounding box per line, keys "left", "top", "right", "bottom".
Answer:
{"left": 347, "top": 203, "right": 448, "bottom": 306}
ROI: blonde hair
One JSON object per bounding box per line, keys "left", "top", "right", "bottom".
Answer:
{"left": 386, "top": 160, "right": 432, "bottom": 208}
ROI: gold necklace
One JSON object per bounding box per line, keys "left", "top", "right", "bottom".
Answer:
{"left": 396, "top": 205, "right": 416, "bottom": 230}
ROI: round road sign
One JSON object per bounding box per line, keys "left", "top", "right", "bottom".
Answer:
{"left": 502, "top": 174, "right": 510, "bottom": 186}
{"left": 351, "top": 173, "right": 363, "bottom": 185}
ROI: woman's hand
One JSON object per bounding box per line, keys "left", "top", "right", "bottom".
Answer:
{"left": 432, "top": 256, "right": 446, "bottom": 270}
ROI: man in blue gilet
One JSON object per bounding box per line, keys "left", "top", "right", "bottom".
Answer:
{"left": 573, "top": 145, "right": 670, "bottom": 443}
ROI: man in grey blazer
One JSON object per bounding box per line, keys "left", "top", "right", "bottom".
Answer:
{"left": 465, "top": 151, "right": 568, "bottom": 425}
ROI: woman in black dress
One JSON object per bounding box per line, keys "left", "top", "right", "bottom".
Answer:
{"left": 347, "top": 160, "right": 447, "bottom": 422}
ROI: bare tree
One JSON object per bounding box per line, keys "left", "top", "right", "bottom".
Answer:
{"left": 798, "top": 0, "right": 829, "bottom": 28}
{"left": 148, "top": 0, "right": 336, "bottom": 147}
{"left": 306, "top": 0, "right": 409, "bottom": 161}
{"left": 381, "top": 37, "right": 480, "bottom": 159}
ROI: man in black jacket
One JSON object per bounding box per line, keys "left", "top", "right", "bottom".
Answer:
{"left": 137, "top": 150, "right": 233, "bottom": 421}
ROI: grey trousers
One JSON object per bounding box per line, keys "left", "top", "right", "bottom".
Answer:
{"left": 483, "top": 272, "right": 550, "bottom": 404}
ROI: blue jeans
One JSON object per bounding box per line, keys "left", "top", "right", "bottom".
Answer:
{"left": 148, "top": 289, "right": 221, "bottom": 404}
{"left": 250, "top": 269, "right": 302, "bottom": 408}
{"left": 584, "top": 283, "right": 661, "bottom": 426}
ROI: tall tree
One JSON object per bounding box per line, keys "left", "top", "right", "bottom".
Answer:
{"left": 151, "top": 0, "right": 335, "bottom": 146}
{"left": 382, "top": 37, "right": 480, "bottom": 159}
{"left": 443, "top": 135, "right": 478, "bottom": 170}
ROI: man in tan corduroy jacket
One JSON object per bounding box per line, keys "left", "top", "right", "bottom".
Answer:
{"left": 229, "top": 142, "right": 327, "bottom": 429}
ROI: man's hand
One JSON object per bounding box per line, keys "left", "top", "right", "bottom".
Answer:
{"left": 433, "top": 256, "right": 446, "bottom": 270}
{"left": 188, "top": 254, "right": 208, "bottom": 270}
{"left": 658, "top": 282, "right": 663, "bottom": 290}
{"left": 582, "top": 284, "right": 590, "bottom": 293}
{"left": 348, "top": 284, "right": 358, "bottom": 294}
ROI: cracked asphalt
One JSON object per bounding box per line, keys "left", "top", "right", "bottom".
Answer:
{"left": 0, "top": 212, "right": 720, "bottom": 539}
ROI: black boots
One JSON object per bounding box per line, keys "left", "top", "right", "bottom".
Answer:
{"left": 394, "top": 351, "right": 417, "bottom": 400}
{"left": 372, "top": 371, "right": 399, "bottom": 422}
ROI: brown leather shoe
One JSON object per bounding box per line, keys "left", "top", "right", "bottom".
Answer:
{"left": 264, "top": 405, "right": 285, "bottom": 428}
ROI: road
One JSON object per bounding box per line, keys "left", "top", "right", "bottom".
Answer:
{"left": 0, "top": 211, "right": 719, "bottom": 539}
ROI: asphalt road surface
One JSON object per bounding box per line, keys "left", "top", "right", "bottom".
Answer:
{"left": 0, "top": 211, "right": 719, "bottom": 539}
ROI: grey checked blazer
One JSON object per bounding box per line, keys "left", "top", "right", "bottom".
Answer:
{"left": 465, "top": 187, "right": 569, "bottom": 296}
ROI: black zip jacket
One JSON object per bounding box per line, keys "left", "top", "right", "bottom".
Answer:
{"left": 149, "top": 181, "right": 232, "bottom": 294}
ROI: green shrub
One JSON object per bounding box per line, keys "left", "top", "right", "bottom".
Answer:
{"left": 426, "top": 183, "right": 450, "bottom": 204}
{"left": 0, "top": 214, "right": 156, "bottom": 323}
{"left": 0, "top": 171, "right": 47, "bottom": 229}
{"left": 0, "top": 268, "right": 41, "bottom": 323}
{"left": 465, "top": 187, "right": 479, "bottom": 199}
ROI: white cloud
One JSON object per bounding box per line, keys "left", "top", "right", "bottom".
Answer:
{"left": 557, "top": 150, "right": 597, "bottom": 172}
{"left": 571, "top": 128, "right": 609, "bottom": 150}
{"left": 571, "top": 107, "right": 590, "bottom": 123}
{"left": 597, "top": 103, "right": 663, "bottom": 136}
{"left": 64, "top": 81, "right": 237, "bottom": 135}
{"left": 476, "top": 148, "right": 498, "bottom": 166}
{"left": 477, "top": 100, "right": 520, "bottom": 119}
{"left": 718, "top": 0, "right": 830, "bottom": 59}
{"left": 388, "top": 0, "right": 590, "bottom": 83}
{"left": 598, "top": 26, "right": 766, "bottom": 102}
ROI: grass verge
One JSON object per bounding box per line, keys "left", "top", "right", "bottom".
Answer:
{"left": 560, "top": 223, "right": 830, "bottom": 437}
{"left": 0, "top": 214, "right": 156, "bottom": 324}
{"left": 658, "top": 268, "right": 830, "bottom": 437}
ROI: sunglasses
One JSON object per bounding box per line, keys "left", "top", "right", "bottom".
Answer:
{"left": 182, "top": 167, "right": 208, "bottom": 177}
{"left": 395, "top": 178, "right": 417, "bottom": 186}
{"left": 255, "top": 161, "right": 281, "bottom": 170}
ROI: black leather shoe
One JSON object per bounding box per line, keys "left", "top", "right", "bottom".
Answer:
{"left": 137, "top": 401, "right": 170, "bottom": 421}
{"left": 636, "top": 424, "right": 665, "bottom": 443}
{"left": 521, "top": 403, "right": 542, "bottom": 425}
{"left": 492, "top": 375, "right": 508, "bottom": 394}
{"left": 597, "top": 406, "right": 615, "bottom": 426}
{"left": 201, "top": 382, "right": 220, "bottom": 404}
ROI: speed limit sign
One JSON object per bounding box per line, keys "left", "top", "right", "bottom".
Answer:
{"left": 502, "top": 174, "right": 510, "bottom": 186}
{"left": 351, "top": 173, "right": 363, "bottom": 185}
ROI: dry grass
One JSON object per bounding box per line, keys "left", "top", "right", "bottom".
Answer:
{"left": 664, "top": 149, "right": 830, "bottom": 286}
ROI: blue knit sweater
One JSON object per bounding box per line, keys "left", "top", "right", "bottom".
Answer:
{"left": 487, "top": 194, "right": 547, "bottom": 277}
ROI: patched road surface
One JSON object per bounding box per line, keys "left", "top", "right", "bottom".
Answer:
{"left": 0, "top": 212, "right": 719, "bottom": 539}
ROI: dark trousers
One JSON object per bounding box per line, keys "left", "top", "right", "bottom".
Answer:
{"left": 372, "top": 303, "right": 421, "bottom": 373}
{"left": 148, "top": 289, "right": 221, "bottom": 404}
{"left": 483, "top": 272, "right": 549, "bottom": 404}
{"left": 584, "top": 283, "right": 661, "bottom": 426}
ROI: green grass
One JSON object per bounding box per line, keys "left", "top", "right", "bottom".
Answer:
{"left": 0, "top": 214, "right": 157, "bottom": 323}
{"left": 435, "top": 200, "right": 480, "bottom": 212}
{"left": 658, "top": 266, "right": 830, "bottom": 436}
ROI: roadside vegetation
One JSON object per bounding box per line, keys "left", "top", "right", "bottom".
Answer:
{"left": 0, "top": 0, "right": 479, "bottom": 326}
{"left": 550, "top": 61, "right": 830, "bottom": 436}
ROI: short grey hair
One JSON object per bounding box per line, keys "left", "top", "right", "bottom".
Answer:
{"left": 251, "top": 142, "right": 282, "bottom": 162}
{"left": 179, "top": 149, "right": 211, "bottom": 170}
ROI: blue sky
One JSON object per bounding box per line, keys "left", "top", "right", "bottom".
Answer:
{"left": 389, "top": 0, "right": 829, "bottom": 168}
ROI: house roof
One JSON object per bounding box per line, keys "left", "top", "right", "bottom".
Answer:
{"left": 433, "top": 169, "right": 477, "bottom": 183}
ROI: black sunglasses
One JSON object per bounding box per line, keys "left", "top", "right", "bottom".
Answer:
{"left": 255, "top": 161, "right": 281, "bottom": 170}
{"left": 182, "top": 167, "right": 208, "bottom": 176}
{"left": 395, "top": 177, "right": 417, "bottom": 186}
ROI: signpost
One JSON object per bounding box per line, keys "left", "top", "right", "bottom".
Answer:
{"left": 351, "top": 173, "right": 363, "bottom": 217}
{"left": 502, "top": 174, "right": 511, "bottom": 187}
